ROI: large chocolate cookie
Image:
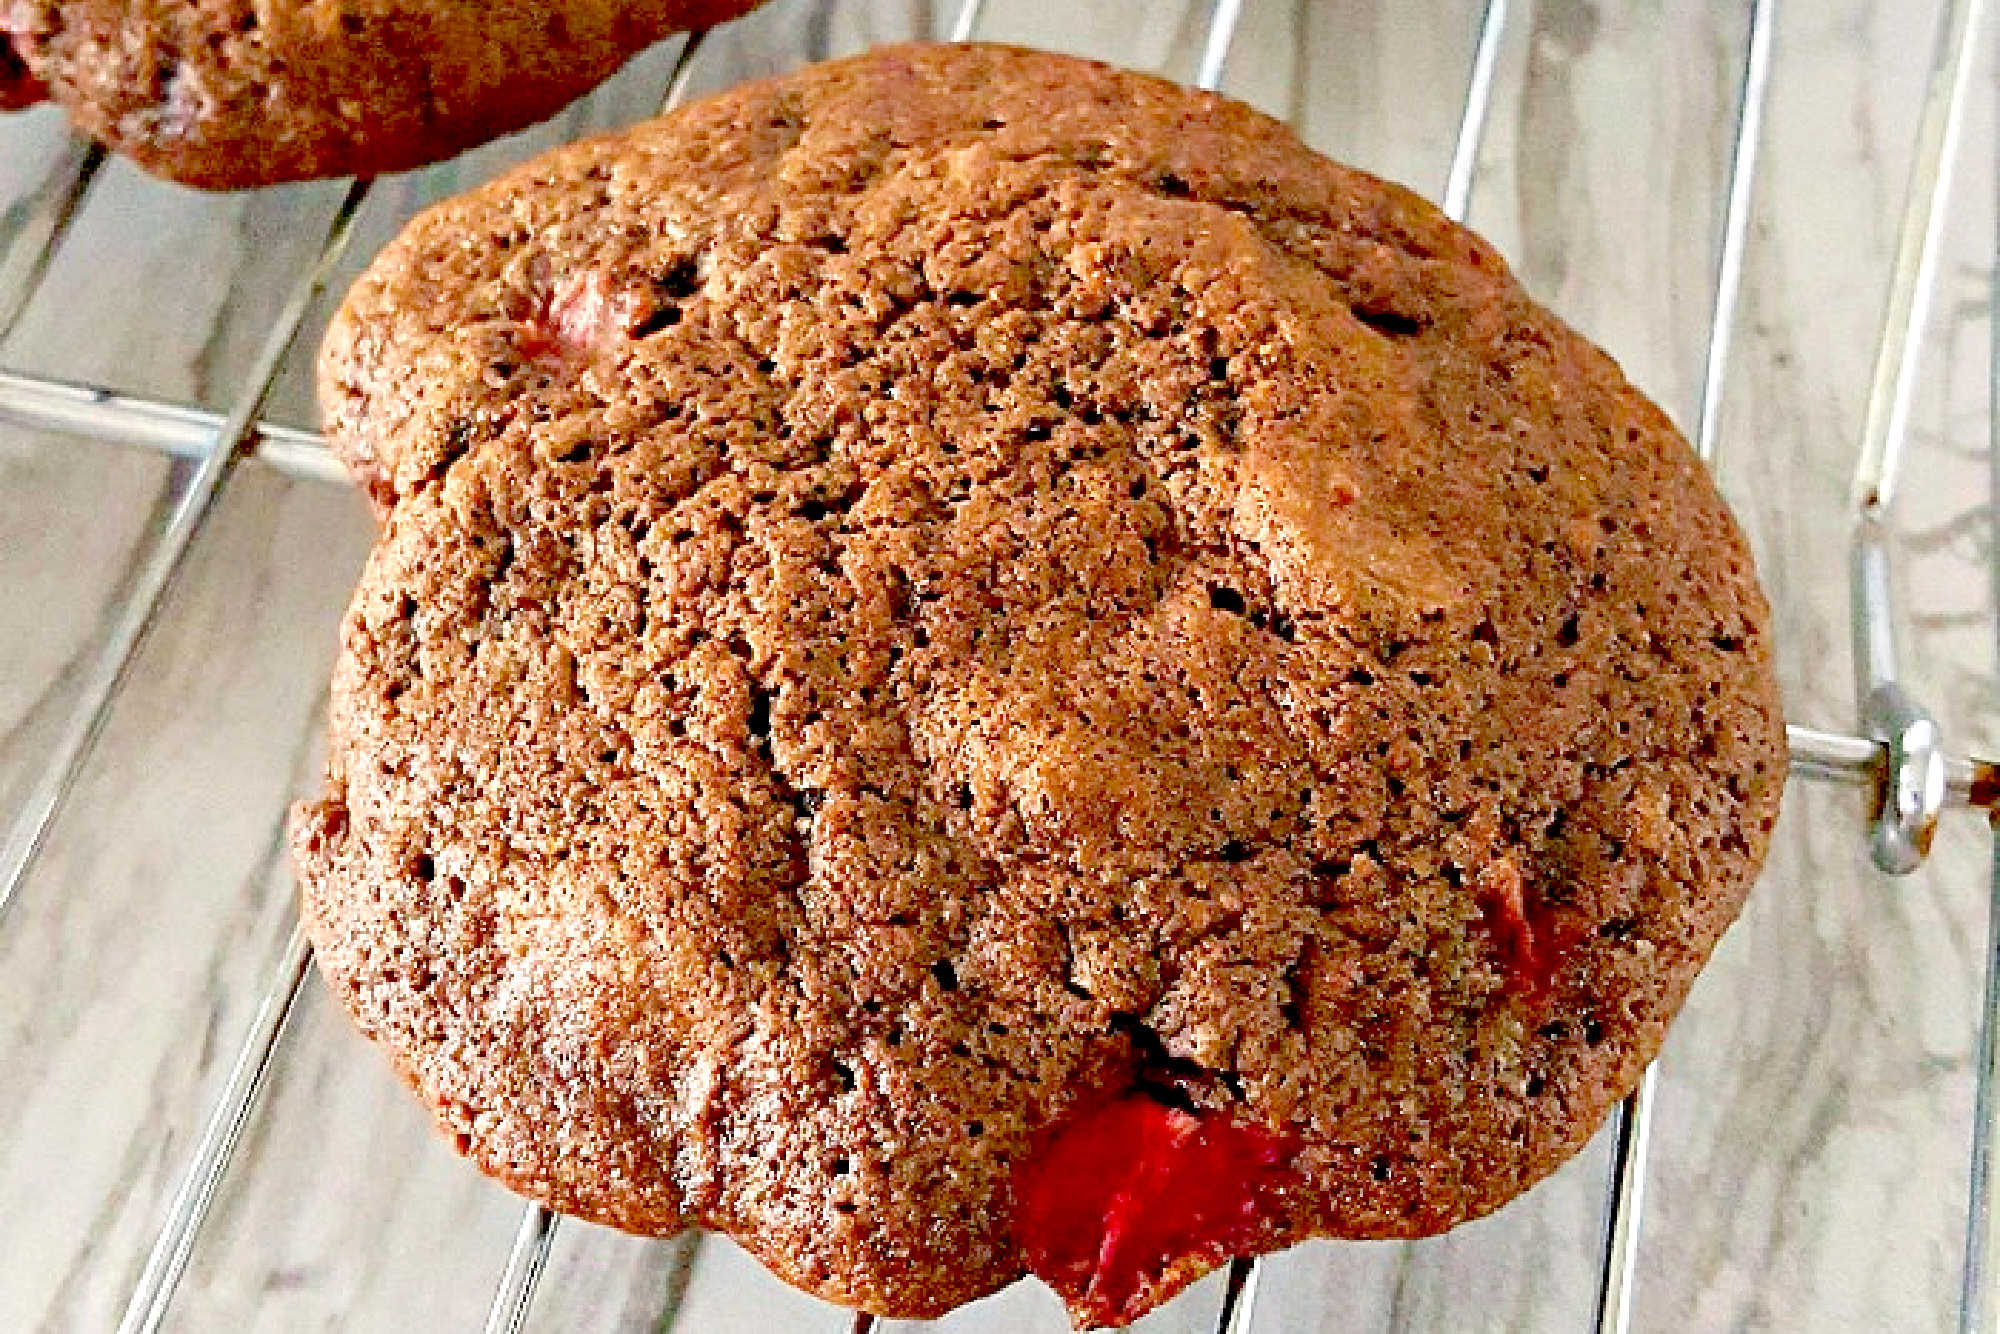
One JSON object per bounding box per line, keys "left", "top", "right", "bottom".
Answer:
{"left": 294, "top": 43, "right": 1786, "bottom": 1326}
{"left": 0, "top": 0, "right": 760, "bottom": 187}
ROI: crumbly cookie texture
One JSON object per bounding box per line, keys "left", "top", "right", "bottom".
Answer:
{"left": 295, "top": 42, "right": 1786, "bottom": 1327}
{"left": 0, "top": 0, "right": 760, "bottom": 187}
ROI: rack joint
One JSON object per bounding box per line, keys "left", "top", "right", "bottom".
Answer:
{"left": 1862, "top": 681, "right": 1950, "bottom": 874}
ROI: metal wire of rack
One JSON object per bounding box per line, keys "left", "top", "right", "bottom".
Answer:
{"left": 0, "top": 0, "right": 1992, "bottom": 1330}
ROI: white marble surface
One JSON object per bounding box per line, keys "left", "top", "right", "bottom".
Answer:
{"left": 0, "top": 1, "right": 1993, "bottom": 1330}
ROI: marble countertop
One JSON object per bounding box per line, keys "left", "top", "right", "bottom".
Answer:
{"left": 0, "top": 1, "right": 1993, "bottom": 1330}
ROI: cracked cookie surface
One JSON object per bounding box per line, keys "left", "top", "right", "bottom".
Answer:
{"left": 294, "top": 42, "right": 1786, "bottom": 1326}
{"left": 1, "top": 0, "right": 759, "bottom": 187}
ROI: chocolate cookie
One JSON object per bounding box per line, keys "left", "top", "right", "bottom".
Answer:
{"left": 294, "top": 43, "right": 1786, "bottom": 1327}
{"left": 0, "top": 0, "right": 761, "bottom": 187}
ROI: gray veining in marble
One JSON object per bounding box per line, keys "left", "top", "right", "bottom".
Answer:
{"left": 0, "top": 1, "right": 1993, "bottom": 1330}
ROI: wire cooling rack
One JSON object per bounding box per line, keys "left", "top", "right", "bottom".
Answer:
{"left": 0, "top": 0, "right": 1992, "bottom": 1330}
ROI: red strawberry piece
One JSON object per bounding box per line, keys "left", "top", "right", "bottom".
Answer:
{"left": 1012, "top": 1094, "right": 1300, "bottom": 1326}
